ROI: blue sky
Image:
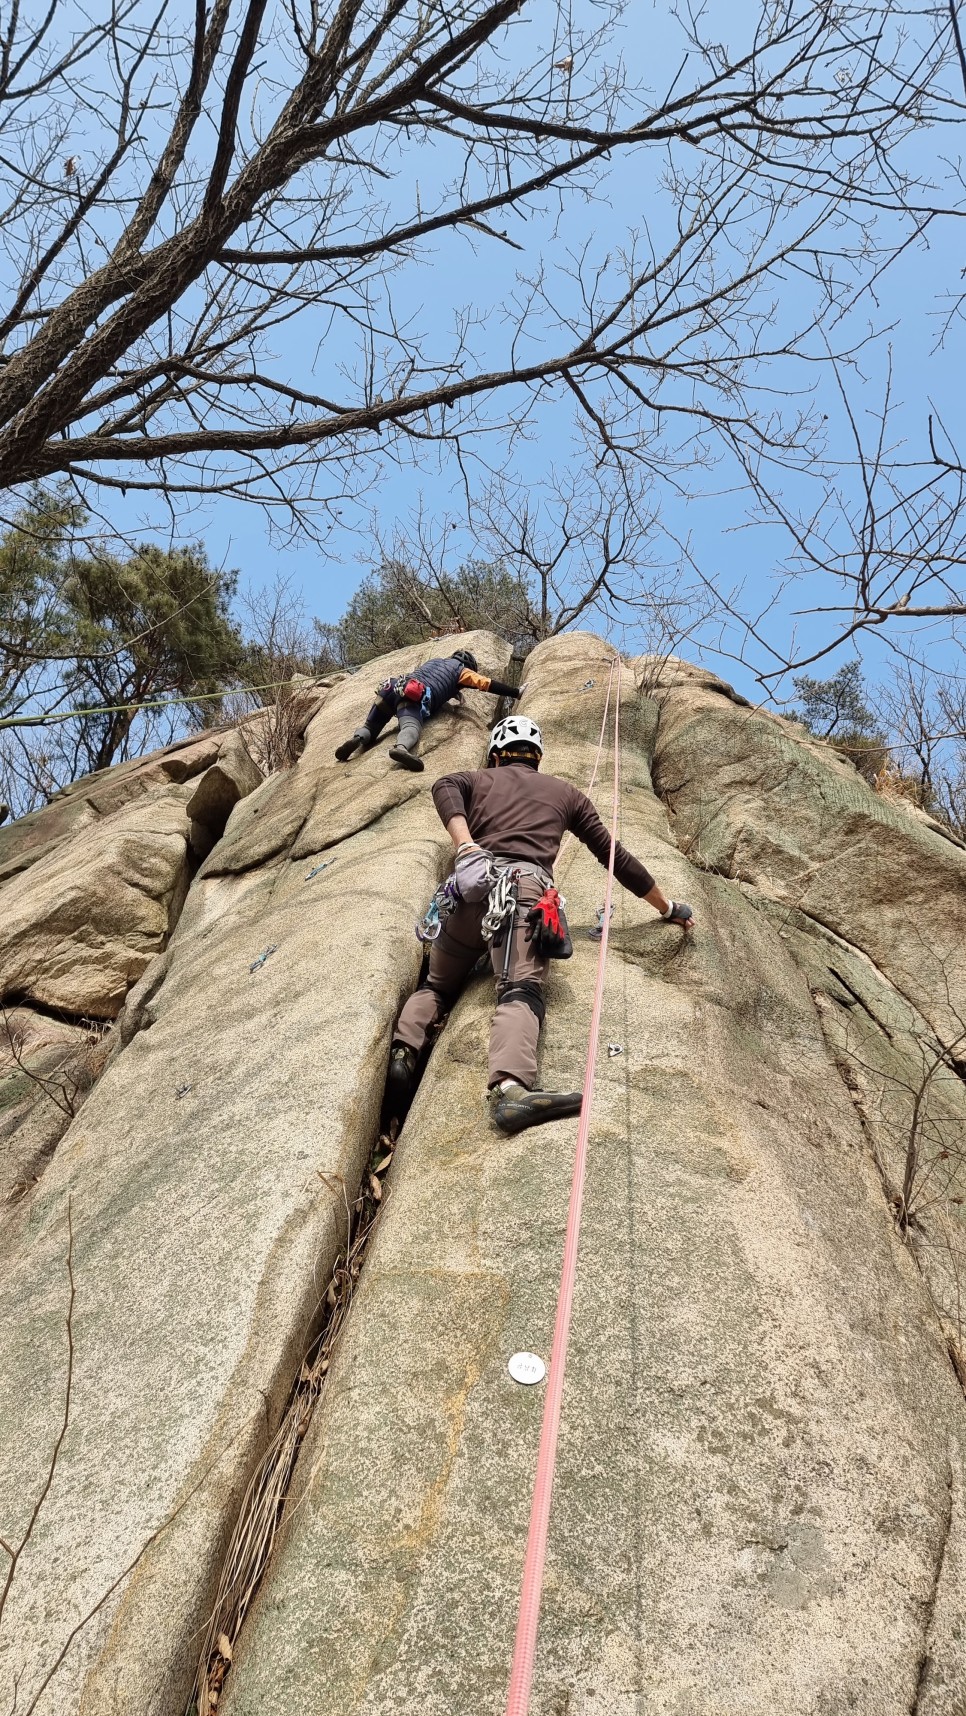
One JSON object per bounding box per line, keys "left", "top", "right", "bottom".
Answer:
{"left": 75, "top": 0, "right": 966, "bottom": 710}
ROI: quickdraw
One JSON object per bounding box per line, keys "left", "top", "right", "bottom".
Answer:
{"left": 481, "top": 863, "right": 519, "bottom": 945}
{"left": 415, "top": 872, "right": 463, "bottom": 943}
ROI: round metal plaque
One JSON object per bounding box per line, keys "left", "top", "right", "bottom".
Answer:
{"left": 508, "top": 1351, "right": 546, "bottom": 1386}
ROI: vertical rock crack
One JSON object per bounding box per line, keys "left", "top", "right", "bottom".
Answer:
{"left": 910, "top": 1460, "right": 955, "bottom": 1714}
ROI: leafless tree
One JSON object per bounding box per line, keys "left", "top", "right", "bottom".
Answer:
{"left": 224, "top": 573, "right": 328, "bottom": 771}
{"left": 0, "top": 1007, "right": 109, "bottom": 1121}
{"left": 0, "top": 0, "right": 957, "bottom": 545}
{"left": 471, "top": 463, "right": 665, "bottom": 638}
{"left": 377, "top": 459, "right": 716, "bottom": 645}
{"left": 819, "top": 954, "right": 966, "bottom": 1390}
{"left": 698, "top": 352, "right": 966, "bottom": 685}
{"left": 874, "top": 660, "right": 966, "bottom": 837}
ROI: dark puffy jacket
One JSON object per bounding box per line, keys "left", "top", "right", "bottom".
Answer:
{"left": 414, "top": 656, "right": 463, "bottom": 711}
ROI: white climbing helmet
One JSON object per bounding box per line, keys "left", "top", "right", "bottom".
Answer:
{"left": 487, "top": 714, "right": 543, "bottom": 761}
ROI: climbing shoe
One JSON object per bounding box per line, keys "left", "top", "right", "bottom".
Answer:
{"left": 488, "top": 1081, "right": 583, "bottom": 1135}
{"left": 388, "top": 743, "right": 425, "bottom": 772}
{"left": 383, "top": 1043, "right": 418, "bottom": 1122}
{"left": 335, "top": 727, "right": 371, "bottom": 762}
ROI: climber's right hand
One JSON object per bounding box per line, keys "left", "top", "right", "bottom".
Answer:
{"left": 662, "top": 899, "right": 695, "bottom": 928}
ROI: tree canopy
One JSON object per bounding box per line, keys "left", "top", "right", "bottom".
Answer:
{"left": 0, "top": 0, "right": 958, "bottom": 684}
{"left": 60, "top": 544, "right": 244, "bottom": 773}
{"left": 0, "top": 488, "right": 244, "bottom": 811}
{"left": 791, "top": 664, "right": 880, "bottom": 743}
{"left": 315, "top": 558, "right": 539, "bottom": 668}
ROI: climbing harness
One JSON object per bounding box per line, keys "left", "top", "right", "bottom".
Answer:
{"left": 394, "top": 673, "right": 433, "bottom": 720}
{"left": 377, "top": 672, "right": 433, "bottom": 723}
{"left": 481, "top": 862, "right": 519, "bottom": 945}
{"left": 415, "top": 848, "right": 549, "bottom": 947}
{"left": 415, "top": 841, "right": 499, "bottom": 942}
{"left": 482, "top": 860, "right": 557, "bottom": 991}
{"left": 503, "top": 651, "right": 622, "bottom": 1716}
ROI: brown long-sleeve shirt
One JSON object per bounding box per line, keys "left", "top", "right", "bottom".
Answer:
{"left": 432, "top": 762, "right": 656, "bottom": 897}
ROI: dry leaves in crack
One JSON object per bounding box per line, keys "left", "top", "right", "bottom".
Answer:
{"left": 190, "top": 1131, "right": 399, "bottom": 1715}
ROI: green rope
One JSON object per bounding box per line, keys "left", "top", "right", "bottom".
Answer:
{"left": 0, "top": 678, "right": 301, "bottom": 732}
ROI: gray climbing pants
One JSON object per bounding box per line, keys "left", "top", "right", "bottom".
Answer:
{"left": 363, "top": 685, "right": 425, "bottom": 752}
{"left": 394, "top": 872, "right": 550, "bottom": 1088}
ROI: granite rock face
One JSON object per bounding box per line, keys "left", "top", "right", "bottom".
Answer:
{"left": 220, "top": 635, "right": 966, "bottom": 1716}
{"left": 0, "top": 633, "right": 512, "bottom": 1716}
{"left": 650, "top": 661, "right": 966, "bottom": 1039}
{"left": 0, "top": 1008, "right": 101, "bottom": 1216}
{"left": 1, "top": 634, "right": 965, "bottom": 1716}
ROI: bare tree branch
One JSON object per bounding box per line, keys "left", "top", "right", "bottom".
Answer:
{"left": 0, "top": 0, "right": 952, "bottom": 535}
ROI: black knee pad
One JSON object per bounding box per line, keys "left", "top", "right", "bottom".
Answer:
{"left": 497, "top": 980, "right": 546, "bottom": 1024}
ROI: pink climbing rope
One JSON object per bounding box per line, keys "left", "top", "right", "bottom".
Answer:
{"left": 503, "top": 651, "right": 623, "bottom": 1716}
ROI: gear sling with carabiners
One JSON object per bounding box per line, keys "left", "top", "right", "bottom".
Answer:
{"left": 496, "top": 873, "right": 519, "bottom": 985}
{"left": 484, "top": 861, "right": 572, "bottom": 1052}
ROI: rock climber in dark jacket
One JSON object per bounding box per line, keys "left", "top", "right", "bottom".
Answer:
{"left": 334, "top": 649, "right": 520, "bottom": 773}
{"left": 385, "top": 713, "right": 695, "bottom": 1134}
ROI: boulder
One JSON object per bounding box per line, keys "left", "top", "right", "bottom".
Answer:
{"left": 185, "top": 731, "right": 263, "bottom": 832}
{"left": 0, "top": 731, "right": 222, "bottom": 887}
{"left": 0, "top": 726, "right": 266, "bottom": 1023}
{"left": 0, "top": 788, "right": 194, "bottom": 1020}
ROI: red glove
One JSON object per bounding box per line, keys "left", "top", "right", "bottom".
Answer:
{"left": 525, "top": 887, "right": 573, "bottom": 958}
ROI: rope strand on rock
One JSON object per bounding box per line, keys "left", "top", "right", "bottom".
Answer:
{"left": 504, "top": 651, "right": 623, "bottom": 1716}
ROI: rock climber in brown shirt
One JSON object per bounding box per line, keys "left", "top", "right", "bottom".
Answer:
{"left": 385, "top": 714, "right": 695, "bottom": 1134}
